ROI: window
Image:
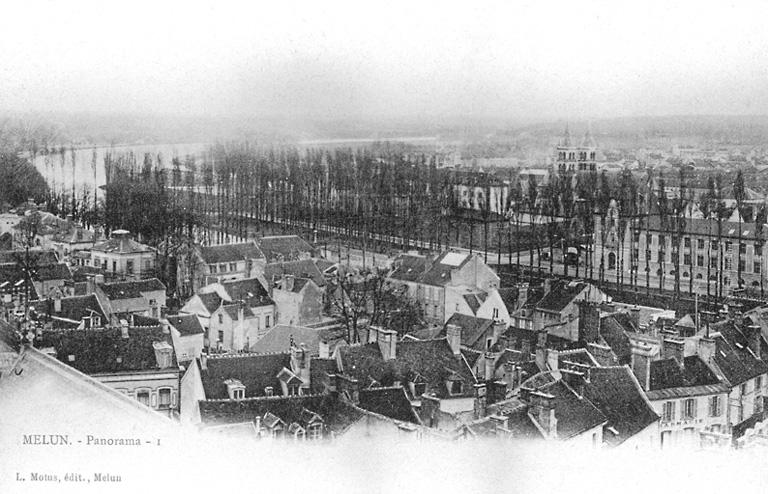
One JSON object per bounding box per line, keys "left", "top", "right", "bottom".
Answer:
{"left": 756, "top": 262, "right": 762, "bottom": 274}
{"left": 684, "top": 237, "right": 691, "bottom": 248}
{"left": 739, "top": 260, "right": 746, "bottom": 272}
{"left": 126, "top": 260, "right": 134, "bottom": 274}
{"left": 741, "top": 383, "right": 748, "bottom": 395}
{"left": 266, "top": 315, "right": 271, "bottom": 328}
{"left": 757, "top": 376, "right": 763, "bottom": 390}
{"left": 229, "top": 262, "right": 236, "bottom": 271}
{"left": 217, "top": 330, "right": 224, "bottom": 343}
{"left": 219, "top": 263, "right": 226, "bottom": 272}
{"left": 725, "top": 259, "right": 732, "bottom": 270}
{"left": 683, "top": 398, "right": 696, "bottom": 420}
{"left": 698, "top": 239, "right": 705, "bottom": 249}
{"left": 712, "top": 240, "right": 718, "bottom": 250}
{"left": 756, "top": 244, "right": 763, "bottom": 256}
{"left": 288, "top": 384, "right": 299, "bottom": 396}
{"left": 709, "top": 395, "right": 722, "bottom": 417}
{"left": 137, "top": 391, "right": 150, "bottom": 406}
{"left": 740, "top": 243, "right": 747, "bottom": 254}
{"left": 659, "top": 235, "right": 666, "bottom": 246}
{"left": 158, "top": 388, "right": 171, "bottom": 408}
{"left": 697, "top": 255, "right": 704, "bottom": 267}
{"left": 233, "top": 388, "right": 244, "bottom": 400}
{"left": 492, "top": 308, "right": 499, "bottom": 319}
{"left": 684, "top": 254, "right": 691, "bottom": 265}
{"left": 450, "top": 380, "right": 463, "bottom": 395}
{"left": 112, "top": 261, "right": 117, "bottom": 272}
{"left": 725, "top": 242, "right": 731, "bottom": 252}
{"left": 309, "top": 423, "right": 322, "bottom": 440}
{"left": 646, "top": 234, "right": 652, "bottom": 245}
{"left": 663, "top": 401, "right": 675, "bottom": 421}
{"left": 218, "top": 314, "right": 224, "bottom": 324}
{"left": 710, "top": 256, "right": 718, "bottom": 268}
{"left": 144, "top": 259, "right": 152, "bottom": 270}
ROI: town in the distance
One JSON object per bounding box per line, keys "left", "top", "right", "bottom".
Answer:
{"left": 4, "top": 119, "right": 768, "bottom": 452}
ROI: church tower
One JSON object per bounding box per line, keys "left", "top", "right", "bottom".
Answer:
{"left": 555, "top": 124, "right": 597, "bottom": 173}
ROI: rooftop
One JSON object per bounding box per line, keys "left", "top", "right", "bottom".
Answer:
{"left": 198, "top": 242, "right": 264, "bottom": 264}
{"left": 257, "top": 235, "right": 315, "bottom": 263}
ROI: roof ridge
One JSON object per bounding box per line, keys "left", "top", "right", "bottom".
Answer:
{"left": 202, "top": 391, "right": 326, "bottom": 403}
{"left": 206, "top": 350, "right": 292, "bottom": 359}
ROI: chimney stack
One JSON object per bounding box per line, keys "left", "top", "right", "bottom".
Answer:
{"left": 200, "top": 353, "right": 208, "bottom": 371}
{"left": 698, "top": 337, "right": 717, "bottom": 364}
{"left": 662, "top": 337, "right": 685, "bottom": 364}
{"left": 473, "top": 383, "right": 487, "bottom": 419}
{"left": 561, "top": 368, "right": 586, "bottom": 397}
{"left": 503, "top": 361, "right": 522, "bottom": 391}
{"left": 283, "top": 274, "right": 295, "bottom": 292}
{"left": 484, "top": 351, "right": 496, "bottom": 381}
{"left": 630, "top": 306, "right": 641, "bottom": 330}
{"left": 376, "top": 327, "right": 397, "bottom": 360}
{"left": 318, "top": 338, "right": 330, "bottom": 359}
{"left": 578, "top": 301, "right": 600, "bottom": 344}
{"left": 546, "top": 349, "right": 560, "bottom": 373}
{"left": 535, "top": 330, "right": 547, "bottom": 371}
{"left": 53, "top": 292, "right": 62, "bottom": 313}
{"left": 520, "top": 336, "right": 532, "bottom": 358}
{"left": 529, "top": 390, "right": 557, "bottom": 438}
{"left": 543, "top": 278, "right": 552, "bottom": 295}
{"left": 446, "top": 324, "right": 462, "bottom": 356}
{"left": 630, "top": 341, "right": 654, "bottom": 390}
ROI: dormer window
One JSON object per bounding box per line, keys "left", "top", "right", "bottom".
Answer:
{"left": 224, "top": 378, "right": 246, "bottom": 400}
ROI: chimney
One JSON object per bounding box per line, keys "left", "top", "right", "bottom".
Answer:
{"left": 630, "top": 306, "right": 641, "bottom": 330}
{"left": 662, "top": 337, "right": 684, "bottom": 364}
{"left": 492, "top": 320, "right": 506, "bottom": 341}
{"left": 520, "top": 336, "right": 532, "bottom": 358}
{"left": 85, "top": 275, "right": 95, "bottom": 294}
{"left": 516, "top": 282, "right": 529, "bottom": 311}
{"left": 264, "top": 386, "right": 274, "bottom": 397}
{"left": 152, "top": 341, "right": 173, "bottom": 369}
{"left": 283, "top": 274, "right": 295, "bottom": 292}
{"left": 543, "top": 278, "right": 552, "bottom": 295}
{"left": 367, "top": 325, "right": 378, "bottom": 344}
{"left": 746, "top": 325, "right": 763, "bottom": 360}
{"left": 473, "top": 383, "right": 487, "bottom": 419}
{"left": 376, "top": 327, "right": 397, "bottom": 360}
{"left": 630, "top": 341, "right": 654, "bottom": 390}
{"left": 546, "top": 348, "right": 560, "bottom": 373}
{"left": 120, "top": 323, "right": 129, "bottom": 339}
{"left": 318, "top": 338, "right": 330, "bottom": 359}
{"left": 484, "top": 351, "right": 496, "bottom": 381}
{"left": 535, "top": 330, "right": 547, "bottom": 371}
{"left": 503, "top": 362, "right": 521, "bottom": 391}
{"left": 578, "top": 301, "right": 600, "bottom": 344}
{"left": 698, "top": 337, "right": 717, "bottom": 364}
{"left": 446, "top": 323, "right": 462, "bottom": 355}
{"left": 53, "top": 292, "right": 62, "bottom": 313}
{"left": 200, "top": 353, "right": 207, "bottom": 371}
{"left": 94, "top": 274, "right": 105, "bottom": 285}
{"left": 488, "top": 380, "right": 508, "bottom": 405}
{"left": 529, "top": 390, "right": 557, "bottom": 438}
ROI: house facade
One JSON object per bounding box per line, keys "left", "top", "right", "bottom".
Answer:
{"left": 90, "top": 229, "right": 155, "bottom": 279}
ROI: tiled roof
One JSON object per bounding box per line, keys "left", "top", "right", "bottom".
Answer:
{"left": 29, "top": 294, "right": 108, "bottom": 325}
{"left": 338, "top": 338, "right": 477, "bottom": 399}
{"left": 388, "top": 254, "right": 429, "bottom": 282}
{"left": 220, "top": 278, "right": 273, "bottom": 308}
{"left": 34, "top": 326, "right": 176, "bottom": 375}
{"left": 599, "top": 315, "right": 633, "bottom": 365}
{"left": 198, "top": 393, "right": 365, "bottom": 435}
{"left": 0, "top": 262, "right": 72, "bottom": 284}
{"left": 221, "top": 303, "right": 255, "bottom": 321}
{"left": 443, "top": 313, "right": 495, "bottom": 349}
{"left": 166, "top": 314, "right": 204, "bottom": 336}
{"left": 198, "top": 242, "right": 264, "bottom": 264}
{"left": 98, "top": 278, "right": 165, "bottom": 300}
{"left": 497, "top": 287, "right": 519, "bottom": 313}
{"left": 358, "top": 386, "right": 421, "bottom": 424}
{"left": 503, "top": 327, "right": 581, "bottom": 352}
{"left": 91, "top": 234, "right": 153, "bottom": 254}
{"left": 257, "top": 235, "right": 314, "bottom": 263}
{"left": 537, "top": 379, "right": 607, "bottom": 440}
{"left": 710, "top": 321, "right": 768, "bottom": 385}
{"left": 264, "top": 260, "right": 326, "bottom": 288}
{"left": 249, "top": 324, "right": 321, "bottom": 355}
{"left": 583, "top": 366, "right": 659, "bottom": 447}
{"left": 200, "top": 352, "right": 292, "bottom": 399}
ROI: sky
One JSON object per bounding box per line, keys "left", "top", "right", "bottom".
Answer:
{"left": 1, "top": 0, "right": 768, "bottom": 122}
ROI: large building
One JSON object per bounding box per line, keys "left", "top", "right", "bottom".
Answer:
{"left": 555, "top": 126, "right": 597, "bottom": 173}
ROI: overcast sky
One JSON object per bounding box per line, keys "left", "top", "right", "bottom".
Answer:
{"left": 2, "top": 0, "right": 767, "bottom": 122}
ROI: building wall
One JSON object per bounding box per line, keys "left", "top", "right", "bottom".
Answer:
{"left": 170, "top": 329, "right": 204, "bottom": 362}
{"left": 91, "top": 251, "right": 155, "bottom": 278}
{"left": 96, "top": 371, "right": 180, "bottom": 417}
{"left": 209, "top": 304, "right": 276, "bottom": 351}
{"left": 273, "top": 283, "right": 323, "bottom": 326}
{"left": 652, "top": 391, "right": 729, "bottom": 449}
{"left": 727, "top": 374, "right": 768, "bottom": 427}
{"left": 179, "top": 361, "right": 205, "bottom": 425}
{"left": 615, "top": 420, "right": 659, "bottom": 450}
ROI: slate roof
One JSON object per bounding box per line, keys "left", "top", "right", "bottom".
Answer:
{"left": 503, "top": 327, "right": 582, "bottom": 352}
{"left": 263, "top": 260, "right": 326, "bottom": 288}
{"left": 200, "top": 352, "right": 292, "bottom": 399}
{"left": 198, "top": 242, "right": 264, "bottom": 264}
{"left": 98, "top": 278, "right": 165, "bottom": 300}
{"left": 0, "top": 249, "right": 59, "bottom": 264}
{"left": 536, "top": 379, "right": 607, "bottom": 440}
{"left": 257, "top": 235, "right": 314, "bottom": 262}
{"left": 337, "top": 338, "right": 477, "bottom": 399}
{"left": 599, "top": 314, "right": 634, "bottom": 365}
{"left": 198, "top": 393, "right": 365, "bottom": 435}
{"left": 709, "top": 320, "right": 768, "bottom": 386}
{"left": 646, "top": 356, "right": 728, "bottom": 399}
{"left": 29, "top": 294, "right": 108, "bottom": 324}
{"left": 443, "top": 313, "right": 495, "bottom": 350}
{"left": 463, "top": 291, "right": 488, "bottom": 315}
{"left": 34, "top": 325, "right": 176, "bottom": 375}
{"left": 249, "top": 324, "right": 322, "bottom": 355}
{"left": 220, "top": 303, "right": 255, "bottom": 320}
{"left": 388, "top": 254, "right": 429, "bottom": 282}
{"left": 535, "top": 281, "right": 588, "bottom": 313}
{"left": 220, "top": 278, "right": 273, "bottom": 308}
{"left": 50, "top": 226, "right": 98, "bottom": 244}
{"left": 91, "top": 233, "right": 153, "bottom": 254}
{"left": 418, "top": 251, "right": 472, "bottom": 287}
{"left": 166, "top": 314, "right": 204, "bottom": 336}
{"left": 198, "top": 292, "right": 223, "bottom": 314}
{"left": 0, "top": 262, "right": 72, "bottom": 284}
{"left": 358, "top": 386, "right": 421, "bottom": 424}
{"left": 583, "top": 366, "right": 660, "bottom": 447}
{"left": 498, "top": 287, "right": 519, "bottom": 313}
